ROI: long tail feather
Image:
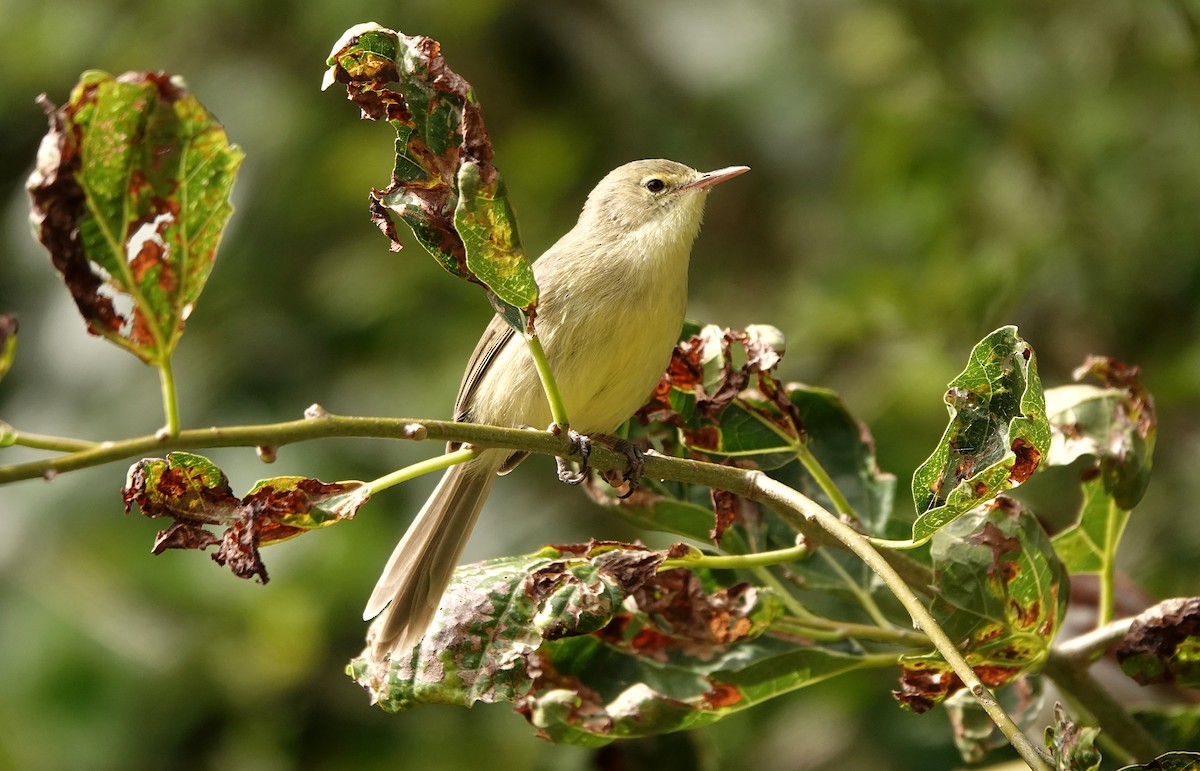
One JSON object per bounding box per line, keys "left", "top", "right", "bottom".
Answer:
{"left": 364, "top": 455, "right": 498, "bottom": 661}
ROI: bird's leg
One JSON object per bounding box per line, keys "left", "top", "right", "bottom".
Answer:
{"left": 595, "top": 435, "right": 646, "bottom": 499}
{"left": 550, "top": 424, "right": 591, "bottom": 485}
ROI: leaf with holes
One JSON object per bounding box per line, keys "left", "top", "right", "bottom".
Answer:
{"left": 324, "top": 23, "right": 537, "bottom": 332}
{"left": 122, "top": 452, "right": 367, "bottom": 583}
{"left": 910, "top": 326, "right": 1049, "bottom": 542}
{"left": 637, "top": 324, "right": 802, "bottom": 469}
{"left": 349, "top": 541, "right": 869, "bottom": 743}
{"left": 27, "top": 71, "right": 242, "bottom": 365}
{"left": 896, "top": 496, "right": 1066, "bottom": 712}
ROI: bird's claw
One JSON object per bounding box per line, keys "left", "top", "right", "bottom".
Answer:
{"left": 552, "top": 425, "right": 591, "bottom": 485}
{"left": 605, "top": 438, "right": 645, "bottom": 499}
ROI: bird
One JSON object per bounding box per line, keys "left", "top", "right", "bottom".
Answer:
{"left": 364, "top": 158, "right": 749, "bottom": 662}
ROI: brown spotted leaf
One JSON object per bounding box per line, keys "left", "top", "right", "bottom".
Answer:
{"left": 1116, "top": 597, "right": 1200, "bottom": 688}
{"left": 122, "top": 452, "right": 367, "bottom": 583}
{"left": 349, "top": 540, "right": 870, "bottom": 743}
{"left": 27, "top": 71, "right": 242, "bottom": 365}
{"left": 1048, "top": 356, "right": 1157, "bottom": 576}
{"left": 323, "top": 23, "right": 537, "bottom": 331}
{"left": 911, "top": 326, "right": 1050, "bottom": 542}
{"left": 636, "top": 323, "right": 803, "bottom": 468}
{"left": 896, "top": 496, "right": 1067, "bottom": 712}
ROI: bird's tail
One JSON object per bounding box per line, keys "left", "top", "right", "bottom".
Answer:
{"left": 364, "top": 455, "right": 498, "bottom": 662}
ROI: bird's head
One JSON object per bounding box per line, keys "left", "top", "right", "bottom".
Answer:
{"left": 577, "top": 159, "right": 749, "bottom": 250}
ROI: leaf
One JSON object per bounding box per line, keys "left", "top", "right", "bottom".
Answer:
{"left": 1116, "top": 597, "right": 1200, "bottom": 687}
{"left": 1051, "top": 474, "right": 1130, "bottom": 574}
{"left": 351, "top": 542, "right": 666, "bottom": 711}
{"left": 896, "top": 496, "right": 1067, "bottom": 712}
{"left": 637, "top": 324, "right": 803, "bottom": 468}
{"left": 1046, "top": 355, "right": 1156, "bottom": 508}
{"left": 521, "top": 568, "right": 870, "bottom": 745}
{"left": 350, "top": 540, "right": 871, "bottom": 741}
{"left": 774, "top": 384, "right": 897, "bottom": 532}
{"left": 1045, "top": 703, "right": 1102, "bottom": 771}
{"left": 588, "top": 324, "right": 810, "bottom": 550}
{"left": 323, "top": 23, "right": 537, "bottom": 331}
{"left": 0, "top": 314, "right": 17, "bottom": 383}
{"left": 910, "top": 326, "right": 1050, "bottom": 542}
{"left": 122, "top": 452, "right": 367, "bottom": 583}
{"left": 1048, "top": 358, "right": 1157, "bottom": 578}
{"left": 945, "top": 678, "right": 1045, "bottom": 764}
{"left": 1117, "top": 752, "right": 1200, "bottom": 771}
{"left": 518, "top": 635, "right": 869, "bottom": 745}
{"left": 26, "top": 71, "right": 243, "bottom": 365}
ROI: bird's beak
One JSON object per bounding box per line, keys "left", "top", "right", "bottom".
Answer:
{"left": 682, "top": 165, "right": 750, "bottom": 191}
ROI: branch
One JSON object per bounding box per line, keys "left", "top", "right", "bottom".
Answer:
{"left": 745, "top": 474, "right": 1053, "bottom": 771}
{"left": 1042, "top": 648, "right": 1163, "bottom": 764}
{"left": 4, "top": 404, "right": 1054, "bottom": 764}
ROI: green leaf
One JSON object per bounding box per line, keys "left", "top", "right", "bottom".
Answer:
{"left": 243, "top": 475, "right": 371, "bottom": 546}
{"left": 27, "top": 71, "right": 243, "bottom": 365}
{"left": 350, "top": 541, "right": 872, "bottom": 741}
{"left": 776, "top": 384, "right": 896, "bottom": 532}
{"left": 910, "top": 326, "right": 1050, "bottom": 542}
{"left": 122, "top": 452, "right": 367, "bottom": 583}
{"left": 896, "top": 496, "right": 1067, "bottom": 712}
{"left": 1052, "top": 474, "right": 1129, "bottom": 574}
{"left": 0, "top": 314, "right": 17, "bottom": 383}
{"left": 521, "top": 568, "right": 873, "bottom": 745}
{"left": 1116, "top": 752, "right": 1200, "bottom": 771}
{"left": 590, "top": 324, "right": 807, "bottom": 549}
{"left": 1045, "top": 703, "right": 1102, "bottom": 771}
{"left": 1116, "top": 598, "right": 1200, "bottom": 688}
{"left": 351, "top": 543, "right": 664, "bottom": 711}
{"left": 324, "top": 23, "right": 537, "bottom": 330}
{"left": 521, "top": 634, "right": 869, "bottom": 745}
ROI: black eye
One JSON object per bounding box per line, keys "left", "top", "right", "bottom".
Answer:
{"left": 644, "top": 178, "right": 666, "bottom": 193}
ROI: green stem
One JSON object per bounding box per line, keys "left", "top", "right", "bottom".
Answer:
{"left": 817, "top": 548, "right": 892, "bottom": 629}
{"left": 1098, "top": 512, "right": 1120, "bottom": 627}
{"left": 1042, "top": 650, "right": 1162, "bottom": 764}
{"left": 157, "top": 357, "right": 181, "bottom": 437}
{"left": 750, "top": 566, "right": 813, "bottom": 619}
{"left": 366, "top": 447, "right": 477, "bottom": 496}
{"left": 747, "top": 474, "right": 1052, "bottom": 771}
{"left": 772, "top": 616, "right": 930, "bottom": 647}
{"left": 525, "top": 333, "right": 570, "bottom": 429}
{"left": 857, "top": 652, "right": 913, "bottom": 669}
{"left": 795, "top": 442, "right": 856, "bottom": 519}
{"left": 10, "top": 430, "right": 98, "bottom": 453}
{"left": 660, "top": 542, "right": 809, "bottom": 572}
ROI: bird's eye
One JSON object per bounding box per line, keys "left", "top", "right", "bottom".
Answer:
{"left": 644, "top": 178, "right": 666, "bottom": 193}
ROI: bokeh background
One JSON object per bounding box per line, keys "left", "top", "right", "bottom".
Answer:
{"left": 2, "top": 1, "right": 1199, "bottom": 769}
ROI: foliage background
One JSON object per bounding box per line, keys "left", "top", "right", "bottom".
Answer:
{"left": 1, "top": 1, "right": 1198, "bottom": 768}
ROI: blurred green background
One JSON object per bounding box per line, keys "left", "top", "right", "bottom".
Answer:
{"left": 2, "top": 1, "right": 1199, "bottom": 769}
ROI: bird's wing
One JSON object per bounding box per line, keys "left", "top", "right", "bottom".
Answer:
{"left": 454, "top": 313, "right": 516, "bottom": 423}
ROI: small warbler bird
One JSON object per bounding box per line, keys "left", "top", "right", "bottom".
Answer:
{"left": 365, "top": 158, "right": 749, "bottom": 661}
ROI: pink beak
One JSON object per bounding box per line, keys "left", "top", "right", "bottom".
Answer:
{"left": 682, "top": 165, "right": 751, "bottom": 191}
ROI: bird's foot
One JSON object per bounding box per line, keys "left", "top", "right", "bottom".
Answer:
{"left": 598, "top": 436, "right": 645, "bottom": 499}
{"left": 551, "top": 424, "right": 591, "bottom": 485}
